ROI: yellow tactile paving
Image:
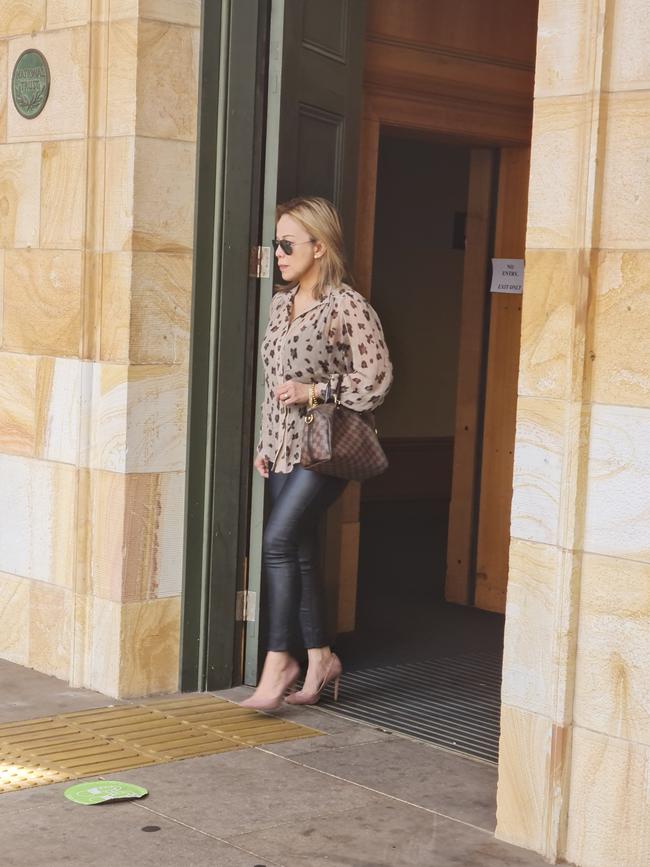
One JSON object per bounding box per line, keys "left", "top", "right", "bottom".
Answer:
{"left": 0, "top": 696, "right": 323, "bottom": 793}
{"left": 0, "top": 752, "right": 74, "bottom": 792}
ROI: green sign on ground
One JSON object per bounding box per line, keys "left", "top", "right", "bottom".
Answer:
{"left": 12, "top": 49, "right": 50, "bottom": 119}
{"left": 64, "top": 780, "right": 148, "bottom": 806}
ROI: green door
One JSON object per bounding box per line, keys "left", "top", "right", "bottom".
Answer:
{"left": 244, "top": 0, "right": 367, "bottom": 683}
{"left": 182, "top": 0, "right": 271, "bottom": 692}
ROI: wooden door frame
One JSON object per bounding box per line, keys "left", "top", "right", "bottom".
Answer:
{"left": 353, "top": 88, "right": 532, "bottom": 300}
{"left": 474, "top": 147, "right": 530, "bottom": 612}
{"left": 339, "top": 89, "right": 533, "bottom": 627}
{"left": 445, "top": 148, "right": 499, "bottom": 605}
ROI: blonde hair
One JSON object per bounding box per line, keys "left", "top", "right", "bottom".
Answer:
{"left": 275, "top": 196, "right": 355, "bottom": 299}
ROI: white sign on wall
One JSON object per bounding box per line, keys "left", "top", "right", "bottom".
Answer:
{"left": 490, "top": 258, "right": 524, "bottom": 294}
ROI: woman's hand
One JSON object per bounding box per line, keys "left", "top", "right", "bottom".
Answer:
{"left": 254, "top": 453, "right": 269, "bottom": 478}
{"left": 274, "top": 380, "right": 310, "bottom": 406}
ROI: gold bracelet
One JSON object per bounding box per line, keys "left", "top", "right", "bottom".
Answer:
{"left": 309, "top": 383, "right": 318, "bottom": 407}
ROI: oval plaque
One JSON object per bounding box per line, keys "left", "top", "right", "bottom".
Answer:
{"left": 12, "top": 49, "right": 51, "bottom": 119}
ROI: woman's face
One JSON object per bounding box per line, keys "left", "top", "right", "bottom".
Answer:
{"left": 275, "top": 214, "right": 323, "bottom": 284}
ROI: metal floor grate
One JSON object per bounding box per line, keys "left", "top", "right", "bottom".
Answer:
{"left": 314, "top": 651, "right": 503, "bottom": 763}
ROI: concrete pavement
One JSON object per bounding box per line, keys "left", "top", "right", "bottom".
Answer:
{"left": 0, "top": 660, "right": 552, "bottom": 867}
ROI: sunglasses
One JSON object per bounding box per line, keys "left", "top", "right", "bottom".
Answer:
{"left": 272, "top": 238, "right": 315, "bottom": 256}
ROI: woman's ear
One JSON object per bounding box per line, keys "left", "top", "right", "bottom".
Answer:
{"left": 313, "top": 241, "right": 325, "bottom": 260}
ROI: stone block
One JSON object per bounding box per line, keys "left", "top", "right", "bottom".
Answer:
{"left": 584, "top": 403, "right": 650, "bottom": 562}
{"left": 599, "top": 91, "right": 650, "bottom": 249}
{"left": 0, "top": 354, "right": 81, "bottom": 462}
{"left": 85, "top": 139, "right": 107, "bottom": 251}
{"left": 89, "top": 468, "right": 185, "bottom": 603}
{"left": 608, "top": 0, "right": 650, "bottom": 92}
{"left": 101, "top": 252, "right": 200, "bottom": 364}
{"left": 95, "top": 0, "right": 138, "bottom": 21}
{"left": 38, "top": 356, "right": 82, "bottom": 464}
{"left": 565, "top": 727, "right": 650, "bottom": 867}
{"left": 88, "top": 470, "right": 127, "bottom": 601}
{"left": 88, "top": 22, "right": 109, "bottom": 138}
{"left": 147, "top": 471, "right": 186, "bottom": 598}
{"left": 125, "top": 363, "right": 188, "bottom": 472}
{"left": 106, "top": 18, "right": 138, "bottom": 136}
{"left": 0, "top": 40, "right": 7, "bottom": 143}
{"left": 40, "top": 139, "right": 86, "bottom": 249}
{"left": 0, "top": 352, "right": 38, "bottom": 456}
{"left": 89, "top": 594, "right": 121, "bottom": 696}
{"left": 102, "top": 136, "right": 134, "bottom": 251}
{"left": 140, "top": 0, "right": 201, "bottom": 27}
{"left": 518, "top": 249, "right": 578, "bottom": 401}
{"left": 3, "top": 249, "right": 82, "bottom": 356}
{"left": 510, "top": 396, "right": 566, "bottom": 546}
{"left": 0, "top": 1, "right": 46, "bottom": 37}
{"left": 0, "top": 250, "right": 3, "bottom": 345}
{"left": 589, "top": 250, "right": 650, "bottom": 408}
{"left": 0, "top": 455, "right": 77, "bottom": 587}
{"left": 501, "top": 539, "right": 576, "bottom": 721}
{"left": 80, "top": 251, "right": 102, "bottom": 360}
{"left": 526, "top": 95, "right": 592, "bottom": 250}
{"left": 0, "top": 572, "right": 30, "bottom": 665}
{"left": 100, "top": 252, "right": 132, "bottom": 362}
{"left": 70, "top": 591, "right": 92, "bottom": 687}
{"left": 132, "top": 137, "right": 196, "bottom": 253}
{"left": 75, "top": 468, "right": 92, "bottom": 597}
{"left": 46, "top": 0, "right": 91, "bottom": 28}
{"left": 28, "top": 582, "right": 72, "bottom": 681}
{"left": 136, "top": 20, "right": 199, "bottom": 140}
{"left": 0, "top": 142, "right": 41, "bottom": 248}
{"left": 130, "top": 252, "right": 192, "bottom": 363}
{"left": 534, "top": 0, "right": 594, "bottom": 98}
{"left": 80, "top": 362, "right": 128, "bottom": 472}
{"left": 7, "top": 27, "right": 90, "bottom": 141}
{"left": 573, "top": 553, "right": 650, "bottom": 746}
{"left": 495, "top": 704, "right": 553, "bottom": 854}
{"left": 78, "top": 362, "right": 187, "bottom": 472}
{"left": 119, "top": 596, "right": 181, "bottom": 697}
{"left": 122, "top": 471, "right": 185, "bottom": 600}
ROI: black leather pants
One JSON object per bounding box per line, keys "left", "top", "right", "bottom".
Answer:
{"left": 264, "top": 464, "right": 348, "bottom": 651}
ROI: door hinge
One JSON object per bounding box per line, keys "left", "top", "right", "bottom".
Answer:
{"left": 249, "top": 245, "right": 271, "bottom": 279}
{"left": 236, "top": 590, "right": 257, "bottom": 622}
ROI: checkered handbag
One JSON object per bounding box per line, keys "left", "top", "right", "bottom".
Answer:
{"left": 300, "top": 375, "right": 388, "bottom": 481}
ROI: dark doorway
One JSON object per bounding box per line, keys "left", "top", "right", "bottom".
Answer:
{"left": 326, "top": 135, "right": 504, "bottom": 763}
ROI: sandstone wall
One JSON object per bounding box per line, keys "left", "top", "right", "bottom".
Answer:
{"left": 496, "top": 2, "right": 650, "bottom": 865}
{"left": 0, "top": 0, "right": 200, "bottom": 696}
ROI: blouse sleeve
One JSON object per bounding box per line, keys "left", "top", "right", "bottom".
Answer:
{"left": 256, "top": 291, "right": 285, "bottom": 456}
{"left": 326, "top": 293, "right": 393, "bottom": 412}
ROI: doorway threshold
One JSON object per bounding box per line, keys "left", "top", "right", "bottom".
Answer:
{"left": 307, "top": 649, "right": 502, "bottom": 763}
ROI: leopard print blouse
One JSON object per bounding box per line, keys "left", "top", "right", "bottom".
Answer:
{"left": 257, "top": 283, "right": 393, "bottom": 473}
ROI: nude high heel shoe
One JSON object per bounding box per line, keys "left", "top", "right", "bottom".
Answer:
{"left": 240, "top": 659, "right": 300, "bottom": 712}
{"left": 284, "top": 653, "right": 342, "bottom": 706}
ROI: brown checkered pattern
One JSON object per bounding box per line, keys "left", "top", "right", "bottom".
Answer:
{"left": 300, "top": 402, "right": 388, "bottom": 481}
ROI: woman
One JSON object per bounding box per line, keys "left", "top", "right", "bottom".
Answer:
{"left": 241, "top": 196, "right": 393, "bottom": 711}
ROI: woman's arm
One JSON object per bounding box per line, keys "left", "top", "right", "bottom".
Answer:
{"left": 255, "top": 291, "right": 285, "bottom": 457}
{"left": 323, "top": 293, "right": 393, "bottom": 412}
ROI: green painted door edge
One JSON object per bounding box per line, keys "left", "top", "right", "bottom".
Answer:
{"left": 205, "top": 0, "right": 271, "bottom": 692}
{"left": 181, "top": 0, "right": 226, "bottom": 692}
{"left": 244, "top": 0, "right": 286, "bottom": 687}
{"left": 182, "top": 0, "right": 272, "bottom": 692}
